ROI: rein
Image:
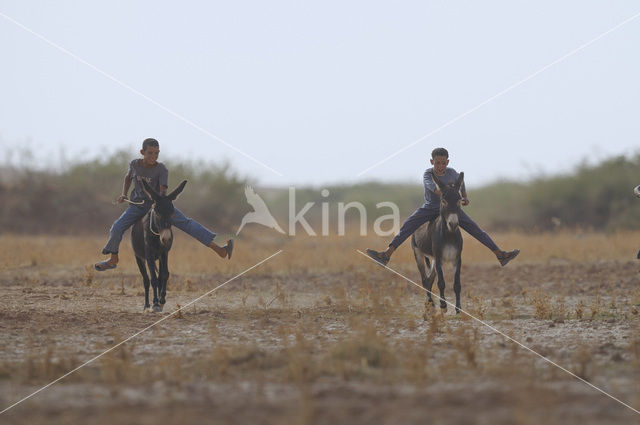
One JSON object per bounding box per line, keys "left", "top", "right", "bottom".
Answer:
{"left": 112, "top": 197, "right": 145, "bottom": 206}
{"left": 148, "top": 210, "right": 161, "bottom": 237}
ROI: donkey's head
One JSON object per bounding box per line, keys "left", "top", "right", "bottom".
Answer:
{"left": 431, "top": 171, "right": 464, "bottom": 232}
{"left": 141, "top": 180, "right": 187, "bottom": 245}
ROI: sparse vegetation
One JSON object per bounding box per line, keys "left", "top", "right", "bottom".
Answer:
{"left": 1, "top": 232, "right": 639, "bottom": 425}
{"left": 3, "top": 151, "right": 640, "bottom": 236}
{"left": 0, "top": 150, "right": 249, "bottom": 234}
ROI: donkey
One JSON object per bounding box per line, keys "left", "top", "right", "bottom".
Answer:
{"left": 131, "top": 179, "right": 187, "bottom": 312}
{"left": 411, "top": 171, "right": 465, "bottom": 313}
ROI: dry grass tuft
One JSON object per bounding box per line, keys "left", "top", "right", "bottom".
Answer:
{"left": 14, "top": 343, "right": 80, "bottom": 384}
{"left": 173, "top": 304, "right": 184, "bottom": 319}
{"left": 450, "top": 326, "right": 480, "bottom": 368}
{"left": 575, "top": 300, "right": 585, "bottom": 319}
{"left": 531, "top": 290, "right": 552, "bottom": 320}
{"left": 330, "top": 321, "right": 395, "bottom": 379}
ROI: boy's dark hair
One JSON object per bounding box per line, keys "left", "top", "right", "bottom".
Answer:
{"left": 431, "top": 147, "right": 449, "bottom": 159}
{"left": 142, "top": 138, "right": 159, "bottom": 151}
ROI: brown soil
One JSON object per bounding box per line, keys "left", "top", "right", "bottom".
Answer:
{"left": 1, "top": 234, "right": 639, "bottom": 425}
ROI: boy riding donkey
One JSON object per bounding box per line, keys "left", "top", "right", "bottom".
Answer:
{"left": 94, "top": 138, "right": 233, "bottom": 271}
{"left": 366, "top": 147, "right": 519, "bottom": 267}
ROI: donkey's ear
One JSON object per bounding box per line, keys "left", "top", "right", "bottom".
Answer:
{"left": 431, "top": 171, "right": 444, "bottom": 192}
{"left": 168, "top": 180, "right": 187, "bottom": 201}
{"left": 455, "top": 172, "right": 465, "bottom": 190}
{"left": 141, "top": 179, "right": 159, "bottom": 201}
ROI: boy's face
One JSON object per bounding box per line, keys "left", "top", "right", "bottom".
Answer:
{"left": 430, "top": 155, "right": 449, "bottom": 175}
{"left": 141, "top": 146, "right": 160, "bottom": 166}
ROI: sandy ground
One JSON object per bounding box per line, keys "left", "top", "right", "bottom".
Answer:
{"left": 1, "top": 234, "right": 640, "bottom": 424}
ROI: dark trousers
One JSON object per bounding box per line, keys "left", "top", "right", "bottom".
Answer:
{"left": 389, "top": 204, "right": 499, "bottom": 252}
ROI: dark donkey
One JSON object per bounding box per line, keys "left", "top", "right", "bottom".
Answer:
{"left": 131, "top": 179, "right": 187, "bottom": 312}
{"left": 411, "top": 171, "right": 465, "bottom": 314}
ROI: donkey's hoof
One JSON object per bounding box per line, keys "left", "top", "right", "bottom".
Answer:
{"left": 152, "top": 305, "right": 162, "bottom": 312}
{"left": 143, "top": 305, "right": 150, "bottom": 311}
{"left": 159, "top": 297, "right": 166, "bottom": 305}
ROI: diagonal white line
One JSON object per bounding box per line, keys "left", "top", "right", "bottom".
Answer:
{"left": 357, "top": 10, "right": 640, "bottom": 177}
{"left": 356, "top": 250, "right": 640, "bottom": 415}
{"left": 0, "top": 250, "right": 283, "bottom": 415}
{"left": 0, "top": 11, "right": 283, "bottom": 177}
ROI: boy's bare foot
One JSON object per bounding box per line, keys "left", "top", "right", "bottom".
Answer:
{"left": 497, "top": 249, "right": 520, "bottom": 267}
{"left": 209, "top": 240, "right": 233, "bottom": 259}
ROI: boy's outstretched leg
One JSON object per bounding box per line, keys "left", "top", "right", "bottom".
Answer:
{"left": 95, "top": 205, "right": 147, "bottom": 271}
{"left": 366, "top": 205, "right": 437, "bottom": 267}
{"left": 458, "top": 210, "right": 520, "bottom": 267}
{"left": 172, "top": 208, "right": 233, "bottom": 260}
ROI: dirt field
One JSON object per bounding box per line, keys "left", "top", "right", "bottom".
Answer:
{"left": 1, "top": 231, "right": 640, "bottom": 425}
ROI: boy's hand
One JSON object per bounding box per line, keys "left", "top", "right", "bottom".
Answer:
{"left": 461, "top": 197, "right": 470, "bottom": 206}
{"left": 116, "top": 195, "right": 127, "bottom": 204}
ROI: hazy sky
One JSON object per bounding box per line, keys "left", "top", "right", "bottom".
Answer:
{"left": 1, "top": 1, "right": 639, "bottom": 187}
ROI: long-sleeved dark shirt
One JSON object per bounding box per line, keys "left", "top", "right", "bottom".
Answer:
{"left": 422, "top": 167, "right": 466, "bottom": 209}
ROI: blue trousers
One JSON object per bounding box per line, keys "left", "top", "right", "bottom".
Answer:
{"left": 389, "top": 204, "right": 499, "bottom": 251}
{"left": 102, "top": 204, "right": 216, "bottom": 255}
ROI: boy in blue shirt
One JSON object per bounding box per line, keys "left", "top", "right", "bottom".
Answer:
{"left": 94, "top": 138, "right": 233, "bottom": 271}
{"left": 366, "top": 147, "right": 519, "bottom": 267}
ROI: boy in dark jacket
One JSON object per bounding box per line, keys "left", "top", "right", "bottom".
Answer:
{"left": 366, "top": 147, "right": 519, "bottom": 267}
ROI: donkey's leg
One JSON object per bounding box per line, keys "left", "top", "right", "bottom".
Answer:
{"left": 135, "top": 257, "right": 151, "bottom": 310}
{"left": 412, "top": 247, "right": 431, "bottom": 305}
{"left": 158, "top": 251, "right": 169, "bottom": 307}
{"left": 146, "top": 256, "right": 161, "bottom": 312}
{"left": 435, "top": 257, "right": 447, "bottom": 310}
{"left": 425, "top": 256, "right": 436, "bottom": 306}
{"left": 453, "top": 256, "right": 462, "bottom": 314}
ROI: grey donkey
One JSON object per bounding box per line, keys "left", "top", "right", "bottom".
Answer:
{"left": 131, "top": 179, "right": 187, "bottom": 312}
{"left": 411, "top": 171, "right": 465, "bottom": 314}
